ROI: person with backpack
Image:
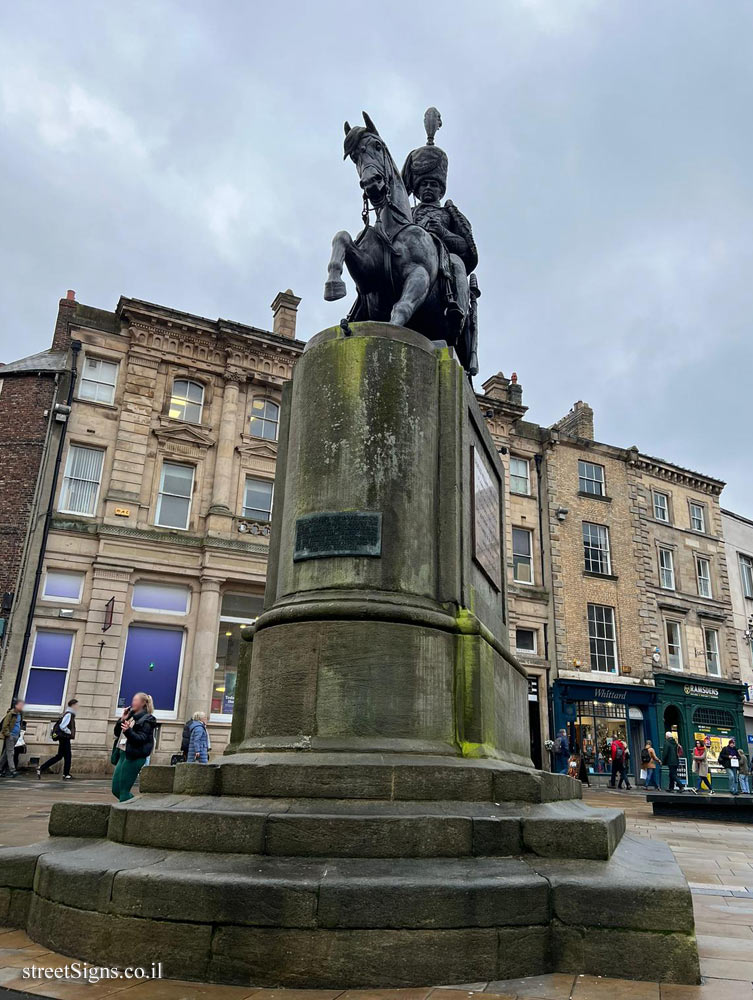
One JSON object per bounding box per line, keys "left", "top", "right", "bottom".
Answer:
{"left": 186, "top": 711, "right": 210, "bottom": 763}
{"left": 111, "top": 692, "right": 157, "bottom": 802}
{"left": 719, "top": 738, "right": 741, "bottom": 795}
{"left": 0, "top": 699, "right": 24, "bottom": 778}
{"left": 609, "top": 736, "right": 631, "bottom": 789}
{"left": 37, "top": 698, "right": 78, "bottom": 780}
{"left": 661, "top": 731, "right": 685, "bottom": 792}
{"left": 641, "top": 739, "right": 661, "bottom": 789}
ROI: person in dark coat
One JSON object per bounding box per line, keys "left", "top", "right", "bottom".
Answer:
{"left": 37, "top": 698, "right": 78, "bottom": 780}
{"left": 111, "top": 692, "right": 157, "bottom": 802}
{"left": 719, "top": 738, "right": 741, "bottom": 795}
{"left": 661, "top": 731, "right": 685, "bottom": 792}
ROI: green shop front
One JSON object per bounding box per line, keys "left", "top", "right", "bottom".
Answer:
{"left": 654, "top": 672, "right": 746, "bottom": 791}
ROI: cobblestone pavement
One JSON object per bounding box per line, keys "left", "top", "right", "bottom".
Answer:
{"left": 0, "top": 776, "right": 751, "bottom": 998}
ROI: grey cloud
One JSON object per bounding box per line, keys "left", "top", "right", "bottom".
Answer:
{"left": 1, "top": 0, "right": 752, "bottom": 512}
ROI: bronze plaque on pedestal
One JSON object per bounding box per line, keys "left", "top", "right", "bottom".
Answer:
{"left": 471, "top": 445, "right": 502, "bottom": 589}
{"left": 294, "top": 511, "right": 382, "bottom": 561}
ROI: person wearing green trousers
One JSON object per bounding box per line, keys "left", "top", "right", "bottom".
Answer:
{"left": 112, "top": 692, "right": 157, "bottom": 802}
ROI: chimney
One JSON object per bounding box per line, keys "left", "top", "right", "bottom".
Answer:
{"left": 554, "top": 400, "right": 594, "bottom": 441}
{"left": 52, "top": 290, "right": 77, "bottom": 352}
{"left": 270, "top": 289, "right": 301, "bottom": 339}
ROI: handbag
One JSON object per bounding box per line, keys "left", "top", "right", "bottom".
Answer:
{"left": 170, "top": 753, "right": 185, "bottom": 766}
{"left": 110, "top": 740, "right": 121, "bottom": 766}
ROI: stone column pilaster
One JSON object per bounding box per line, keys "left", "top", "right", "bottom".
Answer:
{"left": 184, "top": 577, "right": 222, "bottom": 716}
{"left": 209, "top": 372, "right": 242, "bottom": 515}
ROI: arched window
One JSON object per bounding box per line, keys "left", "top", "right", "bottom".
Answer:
{"left": 169, "top": 379, "right": 204, "bottom": 424}
{"left": 250, "top": 398, "right": 279, "bottom": 441}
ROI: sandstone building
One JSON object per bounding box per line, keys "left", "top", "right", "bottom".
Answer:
{"left": 481, "top": 376, "right": 744, "bottom": 783}
{"left": 721, "top": 508, "right": 753, "bottom": 741}
{"left": 0, "top": 293, "right": 745, "bottom": 778}
{"left": 0, "top": 291, "right": 303, "bottom": 769}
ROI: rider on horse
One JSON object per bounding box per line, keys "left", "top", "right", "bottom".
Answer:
{"left": 402, "top": 108, "right": 479, "bottom": 362}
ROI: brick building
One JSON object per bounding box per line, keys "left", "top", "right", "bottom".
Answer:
{"left": 0, "top": 290, "right": 304, "bottom": 770}
{"left": 0, "top": 292, "right": 78, "bottom": 664}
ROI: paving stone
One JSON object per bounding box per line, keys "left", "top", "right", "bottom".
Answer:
{"left": 485, "top": 973, "right": 575, "bottom": 999}
{"left": 571, "top": 975, "right": 659, "bottom": 999}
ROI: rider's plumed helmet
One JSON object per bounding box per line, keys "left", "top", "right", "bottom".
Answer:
{"left": 401, "top": 107, "right": 448, "bottom": 199}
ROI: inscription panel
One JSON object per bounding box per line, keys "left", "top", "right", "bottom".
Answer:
{"left": 471, "top": 445, "right": 502, "bottom": 589}
{"left": 294, "top": 511, "right": 382, "bottom": 562}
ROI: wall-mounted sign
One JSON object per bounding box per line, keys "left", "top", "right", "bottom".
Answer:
{"left": 470, "top": 444, "right": 501, "bottom": 589}
{"left": 102, "top": 596, "right": 114, "bottom": 633}
{"left": 294, "top": 511, "right": 382, "bottom": 561}
{"left": 684, "top": 684, "right": 719, "bottom": 699}
{"left": 114, "top": 507, "right": 130, "bottom": 517}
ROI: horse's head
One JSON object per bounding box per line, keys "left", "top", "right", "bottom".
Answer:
{"left": 343, "top": 112, "right": 402, "bottom": 213}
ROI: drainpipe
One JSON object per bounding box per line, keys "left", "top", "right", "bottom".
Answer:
{"left": 12, "top": 340, "right": 81, "bottom": 700}
{"left": 534, "top": 453, "right": 557, "bottom": 758}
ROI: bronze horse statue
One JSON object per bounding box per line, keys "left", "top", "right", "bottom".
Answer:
{"left": 324, "top": 112, "right": 478, "bottom": 375}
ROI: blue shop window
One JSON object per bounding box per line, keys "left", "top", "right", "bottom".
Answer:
{"left": 118, "top": 624, "right": 184, "bottom": 717}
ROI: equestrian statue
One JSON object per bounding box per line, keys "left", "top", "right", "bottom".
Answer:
{"left": 324, "top": 108, "right": 481, "bottom": 376}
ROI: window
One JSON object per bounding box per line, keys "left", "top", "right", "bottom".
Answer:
{"left": 509, "top": 457, "right": 530, "bottom": 496}
{"left": 689, "top": 502, "right": 706, "bottom": 533}
{"left": 696, "top": 557, "right": 712, "bottom": 599}
{"left": 587, "top": 604, "right": 618, "bottom": 673}
{"left": 512, "top": 527, "right": 533, "bottom": 584}
{"left": 42, "top": 570, "right": 84, "bottom": 604}
{"left": 704, "top": 628, "right": 721, "bottom": 677}
{"left": 578, "top": 461, "right": 605, "bottom": 497}
{"left": 741, "top": 555, "right": 753, "bottom": 600}
{"left": 250, "top": 398, "right": 279, "bottom": 441}
{"left": 59, "top": 445, "right": 104, "bottom": 516}
{"left": 583, "top": 522, "right": 611, "bottom": 575}
{"left": 693, "top": 707, "right": 734, "bottom": 728}
{"left": 212, "top": 593, "right": 265, "bottom": 721}
{"left": 79, "top": 356, "right": 118, "bottom": 405}
{"left": 155, "top": 462, "right": 194, "bottom": 530}
{"left": 169, "top": 379, "right": 204, "bottom": 424}
{"left": 659, "top": 548, "right": 675, "bottom": 590}
{"left": 24, "top": 630, "right": 74, "bottom": 709}
{"left": 653, "top": 491, "right": 669, "bottom": 523}
{"left": 132, "top": 582, "right": 190, "bottom": 615}
{"left": 515, "top": 628, "right": 537, "bottom": 654}
{"left": 118, "top": 624, "right": 184, "bottom": 717}
{"left": 665, "top": 620, "right": 683, "bottom": 671}
{"left": 243, "top": 477, "right": 274, "bottom": 522}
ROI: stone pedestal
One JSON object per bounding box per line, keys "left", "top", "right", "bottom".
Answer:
{"left": 0, "top": 324, "right": 700, "bottom": 989}
{"left": 240, "top": 322, "right": 527, "bottom": 763}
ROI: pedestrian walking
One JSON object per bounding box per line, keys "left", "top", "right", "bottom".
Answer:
{"left": 111, "top": 692, "right": 157, "bottom": 802}
{"left": 13, "top": 720, "right": 27, "bottom": 771}
{"left": 554, "top": 729, "right": 570, "bottom": 774}
{"left": 0, "top": 699, "right": 24, "bottom": 778}
{"left": 609, "top": 736, "right": 632, "bottom": 790}
{"left": 738, "top": 748, "right": 751, "bottom": 794}
{"left": 692, "top": 739, "right": 713, "bottom": 794}
{"left": 641, "top": 740, "right": 661, "bottom": 790}
{"left": 719, "top": 738, "right": 742, "bottom": 795}
{"left": 186, "top": 712, "right": 210, "bottom": 763}
{"left": 37, "top": 699, "right": 78, "bottom": 780}
{"left": 661, "top": 731, "right": 685, "bottom": 792}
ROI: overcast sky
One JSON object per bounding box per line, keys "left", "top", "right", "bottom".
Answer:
{"left": 1, "top": 1, "right": 752, "bottom": 515}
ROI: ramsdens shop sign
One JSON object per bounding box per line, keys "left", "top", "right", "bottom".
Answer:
{"left": 683, "top": 684, "right": 719, "bottom": 698}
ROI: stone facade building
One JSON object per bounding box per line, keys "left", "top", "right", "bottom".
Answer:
{"left": 0, "top": 292, "right": 745, "bottom": 777}
{"left": 0, "top": 291, "right": 303, "bottom": 770}
{"left": 721, "top": 508, "right": 753, "bottom": 740}
{"left": 478, "top": 375, "right": 744, "bottom": 783}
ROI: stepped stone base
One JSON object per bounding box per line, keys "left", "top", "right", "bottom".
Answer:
{"left": 0, "top": 755, "right": 700, "bottom": 987}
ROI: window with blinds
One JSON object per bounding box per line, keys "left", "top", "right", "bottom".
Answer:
{"left": 59, "top": 445, "right": 104, "bottom": 516}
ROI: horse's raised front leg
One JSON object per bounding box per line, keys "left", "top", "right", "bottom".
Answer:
{"left": 390, "top": 265, "right": 430, "bottom": 328}
{"left": 324, "top": 230, "right": 352, "bottom": 301}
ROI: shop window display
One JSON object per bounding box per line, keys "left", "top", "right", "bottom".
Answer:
{"left": 572, "top": 700, "right": 629, "bottom": 775}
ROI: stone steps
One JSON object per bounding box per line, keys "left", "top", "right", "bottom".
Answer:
{"left": 0, "top": 833, "right": 700, "bottom": 987}
{"left": 57, "top": 795, "right": 626, "bottom": 860}
{"left": 141, "top": 753, "right": 584, "bottom": 803}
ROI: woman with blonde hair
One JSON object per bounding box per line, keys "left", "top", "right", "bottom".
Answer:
{"left": 186, "top": 711, "right": 210, "bottom": 764}
{"left": 111, "top": 692, "right": 157, "bottom": 802}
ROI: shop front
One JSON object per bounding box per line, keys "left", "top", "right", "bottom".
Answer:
{"left": 552, "top": 679, "right": 659, "bottom": 781}
{"left": 654, "top": 672, "right": 746, "bottom": 792}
